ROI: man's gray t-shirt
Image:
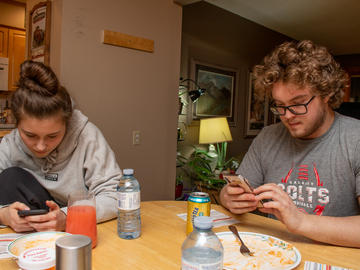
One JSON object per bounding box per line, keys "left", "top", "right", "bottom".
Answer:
{"left": 237, "top": 112, "right": 360, "bottom": 217}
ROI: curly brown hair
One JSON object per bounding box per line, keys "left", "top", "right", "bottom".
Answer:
{"left": 253, "top": 40, "right": 348, "bottom": 109}
{"left": 11, "top": 60, "right": 73, "bottom": 124}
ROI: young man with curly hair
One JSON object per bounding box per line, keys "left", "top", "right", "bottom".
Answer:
{"left": 220, "top": 40, "right": 360, "bottom": 247}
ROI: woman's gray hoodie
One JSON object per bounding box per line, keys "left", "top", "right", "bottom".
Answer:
{"left": 0, "top": 109, "right": 121, "bottom": 222}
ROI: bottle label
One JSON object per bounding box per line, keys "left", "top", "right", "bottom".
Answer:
{"left": 181, "top": 258, "right": 222, "bottom": 270}
{"left": 117, "top": 191, "right": 140, "bottom": 210}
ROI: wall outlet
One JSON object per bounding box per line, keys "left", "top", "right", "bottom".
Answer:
{"left": 132, "top": 130, "right": 140, "bottom": 145}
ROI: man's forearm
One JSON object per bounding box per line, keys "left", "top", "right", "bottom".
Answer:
{"left": 294, "top": 215, "right": 360, "bottom": 248}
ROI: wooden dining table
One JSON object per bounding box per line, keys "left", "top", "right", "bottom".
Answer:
{"left": 1, "top": 200, "right": 359, "bottom": 269}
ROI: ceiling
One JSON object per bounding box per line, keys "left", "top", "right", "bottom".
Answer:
{"left": 177, "top": 0, "right": 360, "bottom": 55}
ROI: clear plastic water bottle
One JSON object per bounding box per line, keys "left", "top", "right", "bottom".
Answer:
{"left": 117, "top": 168, "right": 141, "bottom": 239}
{"left": 181, "top": 216, "right": 223, "bottom": 270}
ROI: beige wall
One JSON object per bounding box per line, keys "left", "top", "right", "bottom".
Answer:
{"left": 26, "top": 0, "right": 182, "bottom": 200}
{"left": 0, "top": 1, "right": 25, "bottom": 29}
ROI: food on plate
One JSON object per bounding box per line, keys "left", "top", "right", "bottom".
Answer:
{"left": 218, "top": 232, "right": 301, "bottom": 270}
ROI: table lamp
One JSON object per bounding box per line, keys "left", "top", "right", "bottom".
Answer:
{"left": 179, "top": 78, "right": 206, "bottom": 103}
{"left": 199, "top": 117, "right": 233, "bottom": 173}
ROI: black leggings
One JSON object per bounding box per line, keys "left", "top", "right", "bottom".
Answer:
{"left": 0, "top": 167, "right": 54, "bottom": 210}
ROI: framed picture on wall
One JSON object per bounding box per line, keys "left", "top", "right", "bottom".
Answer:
{"left": 245, "top": 72, "right": 269, "bottom": 137}
{"left": 190, "top": 59, "right": 238, "bottom": 126}
{"left": 28, "top": 1, "right": 51, "bottom": 65}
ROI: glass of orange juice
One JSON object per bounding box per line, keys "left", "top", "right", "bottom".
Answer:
{"left": 65, "top": 191, "right": 97, "bottom": 248}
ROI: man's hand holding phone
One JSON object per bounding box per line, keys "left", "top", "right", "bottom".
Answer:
{"left": 224, "top": 175, "right": 264, "bottom": 207}
{"left": 220, "top": 175, "right": 263, "bottom": 214}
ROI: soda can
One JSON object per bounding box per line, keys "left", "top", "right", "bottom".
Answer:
{"left": 186, "top": 192, "right": 211, "bottom": 235}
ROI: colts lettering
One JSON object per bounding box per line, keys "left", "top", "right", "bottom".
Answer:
{"left": 278, "top": 184, "right": 329, "bottom": 204}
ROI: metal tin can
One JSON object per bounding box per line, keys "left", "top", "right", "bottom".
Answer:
{"left": 186, "top": 192, "right": 211, "bottom": 235}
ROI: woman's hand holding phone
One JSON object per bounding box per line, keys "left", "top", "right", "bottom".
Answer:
{"left": 0, "top": 201, "right": 65, "bottom": 232}
{"left": 23, "top": 201, "right": 67, "bottom": 232}
{"left": 0, "top": 202, "right": 35, "bottom": 232}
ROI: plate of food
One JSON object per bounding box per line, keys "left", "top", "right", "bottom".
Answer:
{"left": 217, "top": 231, "right": 301, "bottom": 270}
{"left": 7, "top": 231, "right": 69, "bottom": 258}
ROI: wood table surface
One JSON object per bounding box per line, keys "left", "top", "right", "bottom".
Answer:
{"left": 1, "top": 201, "right": 359, "bottom": 269}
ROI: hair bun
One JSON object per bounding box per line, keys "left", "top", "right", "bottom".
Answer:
{"left": 18, "top": 60, "right": 59, "bottom": 96}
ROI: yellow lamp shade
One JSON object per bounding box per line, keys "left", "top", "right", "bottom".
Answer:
{"left": 199, "top": 117, "right": 233, "bottom": 144}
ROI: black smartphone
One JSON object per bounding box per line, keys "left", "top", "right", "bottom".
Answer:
{"left": 18, "top": 209, "right": 49, "bottom": 217}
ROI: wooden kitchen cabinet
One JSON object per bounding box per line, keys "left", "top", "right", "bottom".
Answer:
{"left": 0, "top": 26, "right": 9, "bottom": 57}
{"left": 0, "top": 26, "right": 26, "bottom": 91}
{"left": 8, "top": 29, "right": 25, "bottom": 91}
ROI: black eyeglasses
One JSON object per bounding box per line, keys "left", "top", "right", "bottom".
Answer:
{"left": 270, "top": 96, "right": 316, "bottom": 116}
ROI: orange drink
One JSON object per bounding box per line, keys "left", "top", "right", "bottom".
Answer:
{"left": 65, "top": 191, "right": 97, "bottom": 248}
{"left": 66, "top": 205, "right": 97, "bottom": 248}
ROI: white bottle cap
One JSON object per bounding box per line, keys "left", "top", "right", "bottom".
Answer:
{"left": 194, "top": 216, "right": 213, "bottom": 229}
{"left": 123, "top": 169, "right": 134, "bottom": 175}
{"left": 18, "top": 247, "right": 55, "bottom": 270}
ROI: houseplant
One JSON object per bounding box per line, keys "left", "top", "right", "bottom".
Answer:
{"left": 176, "top": 146, "right": 240, "bottom": 203}
{"left": 183, "top": 147, "right": 226, "bottom": 204}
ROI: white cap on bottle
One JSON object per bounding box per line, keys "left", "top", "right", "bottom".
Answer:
{"left": 123, "top": 169, "right": 134, "bottom": 175}
{"left": 194, "top": 216, "right": 213, "bottom": 230}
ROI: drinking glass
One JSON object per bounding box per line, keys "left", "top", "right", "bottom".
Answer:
{"left": 65, "top": 191, "right": 97, "bottom": 248}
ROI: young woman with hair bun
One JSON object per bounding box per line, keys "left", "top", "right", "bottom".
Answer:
{"left": 0, "top": 60, "right": 122, "bottom": 232}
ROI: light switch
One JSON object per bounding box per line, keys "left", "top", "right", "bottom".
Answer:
{"left": 133, "top": 130, "right": 140, "bottom": 145}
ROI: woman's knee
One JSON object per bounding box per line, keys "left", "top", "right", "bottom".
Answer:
{"left": 0, "top": 167, "right": 36, "bottom": 183}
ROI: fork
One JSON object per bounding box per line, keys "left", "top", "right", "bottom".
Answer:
{"left": 228, "top": 225, "right": 253, "bottom": 256}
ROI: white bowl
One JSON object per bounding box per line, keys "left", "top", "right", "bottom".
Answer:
{"left": 7, "top": 231, "right": 69, "bottom": 258}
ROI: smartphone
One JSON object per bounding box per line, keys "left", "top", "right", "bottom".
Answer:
{"left": 224, "top": 175, "right": 264, "bottom": 207}
{"left": 18, "top": 209, "right": 49, "bottom": 217}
